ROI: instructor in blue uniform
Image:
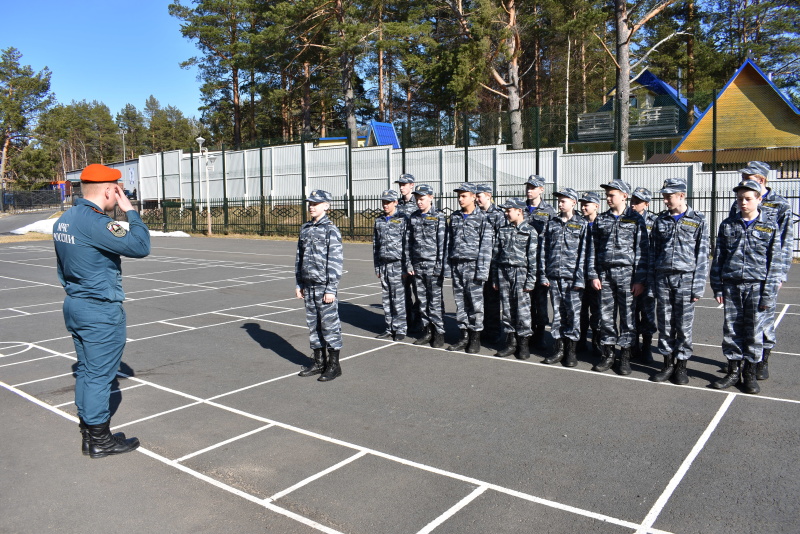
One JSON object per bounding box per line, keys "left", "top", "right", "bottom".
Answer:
{"left": 54, "top": 163, "right": 151, "bottom": 458}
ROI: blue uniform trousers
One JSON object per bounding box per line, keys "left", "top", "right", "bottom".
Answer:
{"left": 63, "top": 296, "right": 126, "bottom": 426}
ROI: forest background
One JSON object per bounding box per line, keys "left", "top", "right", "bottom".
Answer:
{"left": 1, "top": 0, "right": 798, "bottom": 189}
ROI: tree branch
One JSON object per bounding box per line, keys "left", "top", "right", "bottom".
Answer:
{"left": 593, "top": 32, "right": 621, "bottom": 69}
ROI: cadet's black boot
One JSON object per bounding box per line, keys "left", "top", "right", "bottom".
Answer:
{"left": 515, "top": 336, "right": 530, "bottom": 359}
{"left": 466, "top": 330, "right": 481, "bottom": 354}
{"left": 299, "top": 348, "right": 325, "bottom": 377}
{"left": 756, "top": 348, "right": 770, "bottom": 380}
{"left": 87, "top": 421, "right": 139, "bottom": 459}
{"left": 563, "top": 339, "right": 578, "bottom": 367}
{"left": 318, "top": 348, "right": 342, "bottom": 382}
{"left": 617, "top": 347, "right": 632, "bottom": 375}
{"left": 650, "top": 355, "right": 675, "bottom": 382}
{"left": 431, "top": 329, "right": 445, "bottom": 348}
{"left": 447, "top": 329, "right": 469, "bottom": 351}
{"left": 641, "top": 334, "right": 653, "bottom": 362}
{"left": 712, "top": 359, "right": 741, "bottom": 390}
{"left": 591, "top": 331, "right": 602, "bottom": 357}
{"left": 672, "top": 358, "right": 689, "bottom": 385}
{"left": 742, "top": 360, "right": 760, "bottom": 394}
{"left": 531, "top": 325, "right": 546, "bottom": 350}
{"left": 543, "top": 338, "right": 564, "bottom": 365}
{"left": 494, "top": 333, "right": 517, "bottom": 358}
{"left": 79, "top": 418, "right": 90, "bottom": 456}
{"left": 592, "top": 345, "right": 615, "bottom": 372}
{"left": 414, "top": 324, "right": 433, "bottom": 345}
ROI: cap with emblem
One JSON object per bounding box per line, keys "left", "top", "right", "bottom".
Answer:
{"left": 600, "top": 179, "right": 632, "bottom": 195}
{"left": 81, "top": 164, "right": 122, "bottom": 183}
{"left": 632, "top": 187, "right": 653, "bottom": 203}
{"left": 524, "top": 175, "right": 546, "bottom": 188}
{"left": 658, "top": 178, "right": 687, "bottom": 194}
{"left": 476, "top": 184, "right": 493, "bottom": 194}
{"left": 739, "top": 161, "right": 770, "bottom": 177}
{"left": 555, "top": 187, "right": 579, "bottom": 202}
{"left": 380, "top": 189, "right": 400, "bottom": 201}
{"left": 395, "top": 173, "right": 415, "bottom": 184}
{"left": 579, "top": 192, "right": 601, "bottom": 205}
{"left": 306, "top": 189, "right": 333, "bottom": 203}
{"left": 500, "top": 197, "right": 527, "bottom": 210}
{"left": 733, "top": 179, "right": 762, "bottom": 194}
{"left": 453, "top": 183, "right": 477, "bottom": 194}
{"left": 412, "top": 184, "right": 434, "bottom": 196}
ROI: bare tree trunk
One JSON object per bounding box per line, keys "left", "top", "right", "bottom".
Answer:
{"left": 281, "top": 71, "right": 290, "bottom": 141}
{"left": 378, "top": 21, "right": 385, "bottom": 122}
{"left": 580, "top": 37, "right": 588, "bottom": 113}
{"left": 565, "top": 37, "right": 571, "bottom": 152}
{"left": 615, "top": 0, "right": 631, "bottom": 162}
{"left": 232, "top": 66, "right": 242, "bottom": 149}
{"left": 506, "top": 0, "right": 523, "bottom": 149}
{"left": 321, "top": 103, "right": 328, "bottom": 138}
{"left": 686, "top": 0, "right": 696, "bottom": 125}
{"left": 302, "top": 62, "right": 312, "bottom": 137}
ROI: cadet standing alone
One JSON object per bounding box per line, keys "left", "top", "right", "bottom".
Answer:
{"left": 53, "top": 164, "right": 150, "bottom": 458}
{"left": 373, "top": 189, "right": 411, "bottom": 341}
{"left": 296, "top": 190, "right": 344, "bottom": 382}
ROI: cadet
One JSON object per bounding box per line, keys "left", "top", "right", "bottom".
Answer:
{"left": 408, "top": 184, "right": 448, "bottom": 348}
{"left": 373, "top": 189, "right": 411, "bottom": 341}
{"left": 446, "top": 183, "right": 493, "bottom": 353}
{"left": 589, "top": 179, "right": 649, "bottom": 375}
{"left": 476, "top": 183, "right": 505, "bottom": 342}
{"left": 630, "top": 187, "right": 658, "bottom": 360}
{"left": 53, "top": 163, "right": 150, "bottom": 458}
{"left": 395, "top": 173, "right": 421, "bottom": 331}
{"left": 295, "top": 190, "right": 344, "bottom": 382}
{"left": 578, "top": 192, "right": 602, "bottom": 356}
{"left": 710, "top": 179, "right": 782, "bottom": 394}
{"left": 491, "top": 198, "right": 538, "bottom": 358}
{"left": 729, "top": 162, "right": 792, "bottom": 380}
{"left": 522, "top": 175, "right": 556, "bottom": 349}
{"left": 540, "top": 188, "right": 592, "bottom": 367}
{"left": 648, "top": 178, "right": 709, "bottom": 385}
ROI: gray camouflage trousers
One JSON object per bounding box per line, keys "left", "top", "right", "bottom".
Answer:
{"left": 763, "top": 301, "right": 778, "bottom": 350}
{"left": 655, "top": 273, "right": 696, "bottom": 360}
{"left": 303, "top": 284, "right": 343, "bottom": 350}
{"left": 378, "top": 261, "right": 407, "bottom": 335}
{"left": 635, "top": 293, "right": 657, "bottom": 336}
{"left": 722, "top": 282, "right": 766, "bottom": 363}
{"left": 413, "top": 262, "right": 445, "bottom": 334}
{"left": 598, "top": 266, "right": 636, "bottom": 348}
{"left": 497, "top": 265, "right": 532, "bottom": 336}
{"left": 451, "top": 260, "right": 484, "bottom": 331}
{"left": 549, "top": 279, "right": 582, "bottom": 341}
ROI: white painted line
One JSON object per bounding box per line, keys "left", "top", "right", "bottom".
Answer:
{"left": 267, "top": 450, "right": 368, "bottom": 503}
{"left": 416, "top": 485, "right": 488, "bottom": 534}
{"left": 0, "top": 274, "right": 61, "bottom": 288}
{"left": 634, "top": 393, "right": 736, "bottom": 534}
{"left": 6, "top": 308, "right": 31, "bottom": 315}
{"left": 52, "top": 383, "right": 148, "bottom": 408}
{"left": 110, "top": 401, "right": 203, "bottom": 430}
{"left": 13, "top": 371, "right": 74, "bottom": 387}
{"left": 0, "top": 379, "right": 79, "bottom": 422}
{"left": 775, "top": 303, "right": 790, "bottom": 327}
{"left": 158, "top": 321, "right": 196, "bottom": 330}
{"left": 174, "top": 423, "right": 275, "bottom": 463}
{"left": 717, "top": 302, "right": 724, "bottom": 309}
{"left": 0, "top": 354, "right": 60, "bottom": 368}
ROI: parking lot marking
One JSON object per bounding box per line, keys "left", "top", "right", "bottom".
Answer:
{"left": 416, "top": 485, "right": 488, "bottom": 534}
{"left": 775, "top": 303, "right": 790, "bottom": 327}
{"left": 13, "top": 371, "right": 74, "bottom": 387}
{"left": 174, "top": 423, "right": 275, "bottom": 463}
{"left": 634, "top": 393, "right": 735, "bottom": 534}
{"left": 266, "top": 450, "right": 368, "bottom": 503}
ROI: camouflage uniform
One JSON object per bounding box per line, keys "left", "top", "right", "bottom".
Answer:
{"left": 397, "top": 196, "right": 419, "bottom": 217}
{"left": 540, "top": 212, "right": 593, "bottom": 341}
{"left": 492, "top": 218, "right": 538, "bottom": 337}
{"left": 590, "top": 206, "right": 649, "bottom": 349}
{"left": 408, "top": 201, "right": 448, "bottom": 335}
{"left": 650, "top": 206, "right": 709, "bottom": 360}
{"left": 635, "top": 208, "right": 658, "bottom": 339}
{"left": 580, "top": 222, "right": 601, "bottom": 342}
{"left": 296, "top": 213, "right": 344, "bottom": 350}
{"left": 481, "top": 198, "right": 506, "bottom": 339}
{"left": 525, "top": 198, "right": 556, "bottom": 331}
{"left": 373, "top": 201, "right": 412, "bottom": 337}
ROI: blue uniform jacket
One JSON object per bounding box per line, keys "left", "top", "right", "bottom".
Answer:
{"left": 53, "top": 198, "right": 151, "bottom": 302}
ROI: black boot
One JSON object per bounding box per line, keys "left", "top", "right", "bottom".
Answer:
{"left": 742, "top": 360, "right": 760, "bottom": 394}
{"left": 431, "top": 329, "right": 445, "bottom": 348}
{"left": 494, "top": 333, "right": 517, "bottom": 358}
{"left": 466, "top": 330, "right": 481, "bottom": 354}
{"left": 80, "top": 417, "right": 126, "bottom": 456}
{"left": 515, "top": 336, "right": 530, "bottom": 359}
{"left": 563, "top": 339, "right": 578, "bottom": 367}
{"left": 87, "top": 421, "right": 139, "bottom": 459}
{"left": 414, "top": 324, "right": 433, "bottom": 345}
{"left": 592, "top": 345, "right": 615, "bottom": 372}
{"left": 756, "top": 348, "right": 770, "bottom": 380}
{"left": 299, "top": 348, "right": 325, "bottom": 377}
{"left": 543, "top": 338, "right": 564, "bottom": 365}
{"left": 447, "top": 329, "right": 469, "bottom": 351}
{"left": 318, "top": 348, "right": 342, "bottom": 382}
{"left": 672, "top": 358, "right": 689, "bottom": 385}
{"left": 641, "top": 334, "right": 653, "bottom": 362}
{"left": 650, "top": 355, "right": 675, "bottom": 382}
{"left": 617, "top": 347, "right": 632, "bottom": 375}
{"left": 531, "top": 325, "right": 546, "bottom": 350}
{"left": 712, "top": 359, "right": 741, "bottom": 390}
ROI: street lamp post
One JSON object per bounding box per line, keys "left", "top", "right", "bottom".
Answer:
{"left": 196, "top": 136, "right": 212, "bottom": 235}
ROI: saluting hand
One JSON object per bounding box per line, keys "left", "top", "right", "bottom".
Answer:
{"left": 114, "top": 185, "right": 134, "bottom": 212}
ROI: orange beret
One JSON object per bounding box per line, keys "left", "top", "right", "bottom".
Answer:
{"left": 81, "top": 164, "right": 122, "bottom": 183}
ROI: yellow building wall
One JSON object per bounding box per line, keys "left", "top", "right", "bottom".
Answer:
{"left": 679, "top": 65, "right": 800, "bottom": 151}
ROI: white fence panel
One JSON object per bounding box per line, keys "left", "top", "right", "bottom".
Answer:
{"left": 272, "top": 145, "right": 302, "bottom": 196}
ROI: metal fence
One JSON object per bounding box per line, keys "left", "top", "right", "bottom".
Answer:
{"left": 1, "top": 189, "right": 64, "bottom": 212}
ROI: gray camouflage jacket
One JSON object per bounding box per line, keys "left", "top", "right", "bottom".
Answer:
{"left": 408, "top": 207, "right": 448, "bottom": 275}
{"left": 295, "top": 215, "right": 343, "bottom": 294}
{"left": 491, "top": 220, "right": 538, "bottom": 290}
{"left": 524, "top": 199, "right": 556, "bottom": 235}
{"left": 397, "top": 196, "right": 419, "bottom": 217}
{"left": 649, "top": 207, "right": 709, "bottom": 300}
{"left": 539, "top": 213, "right": 592, "bottom": 288}
{"left": 373, "top": 212, "right": 411, "bottom": 275}
{"left": 589, "top": 207, "right": 649, "bottom": 285}
{"left": 446, "top": 209, "right": 493, "bottom": 281}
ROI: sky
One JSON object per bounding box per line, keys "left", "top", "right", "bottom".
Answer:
{"left": 2, "top": 1, "right": 203, "bottom": 119}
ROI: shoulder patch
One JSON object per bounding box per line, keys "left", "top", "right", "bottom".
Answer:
{"left": 106, "top": 221, "right": 127, "bottom": 237}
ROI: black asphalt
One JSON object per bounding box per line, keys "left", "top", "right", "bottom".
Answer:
{"left": 1, "top": 235, "right": 798, "bottom": 533}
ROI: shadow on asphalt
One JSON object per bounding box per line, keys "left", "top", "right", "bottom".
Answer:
{"left": 240, "top": 322, "right": 309, "bottom": 366}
